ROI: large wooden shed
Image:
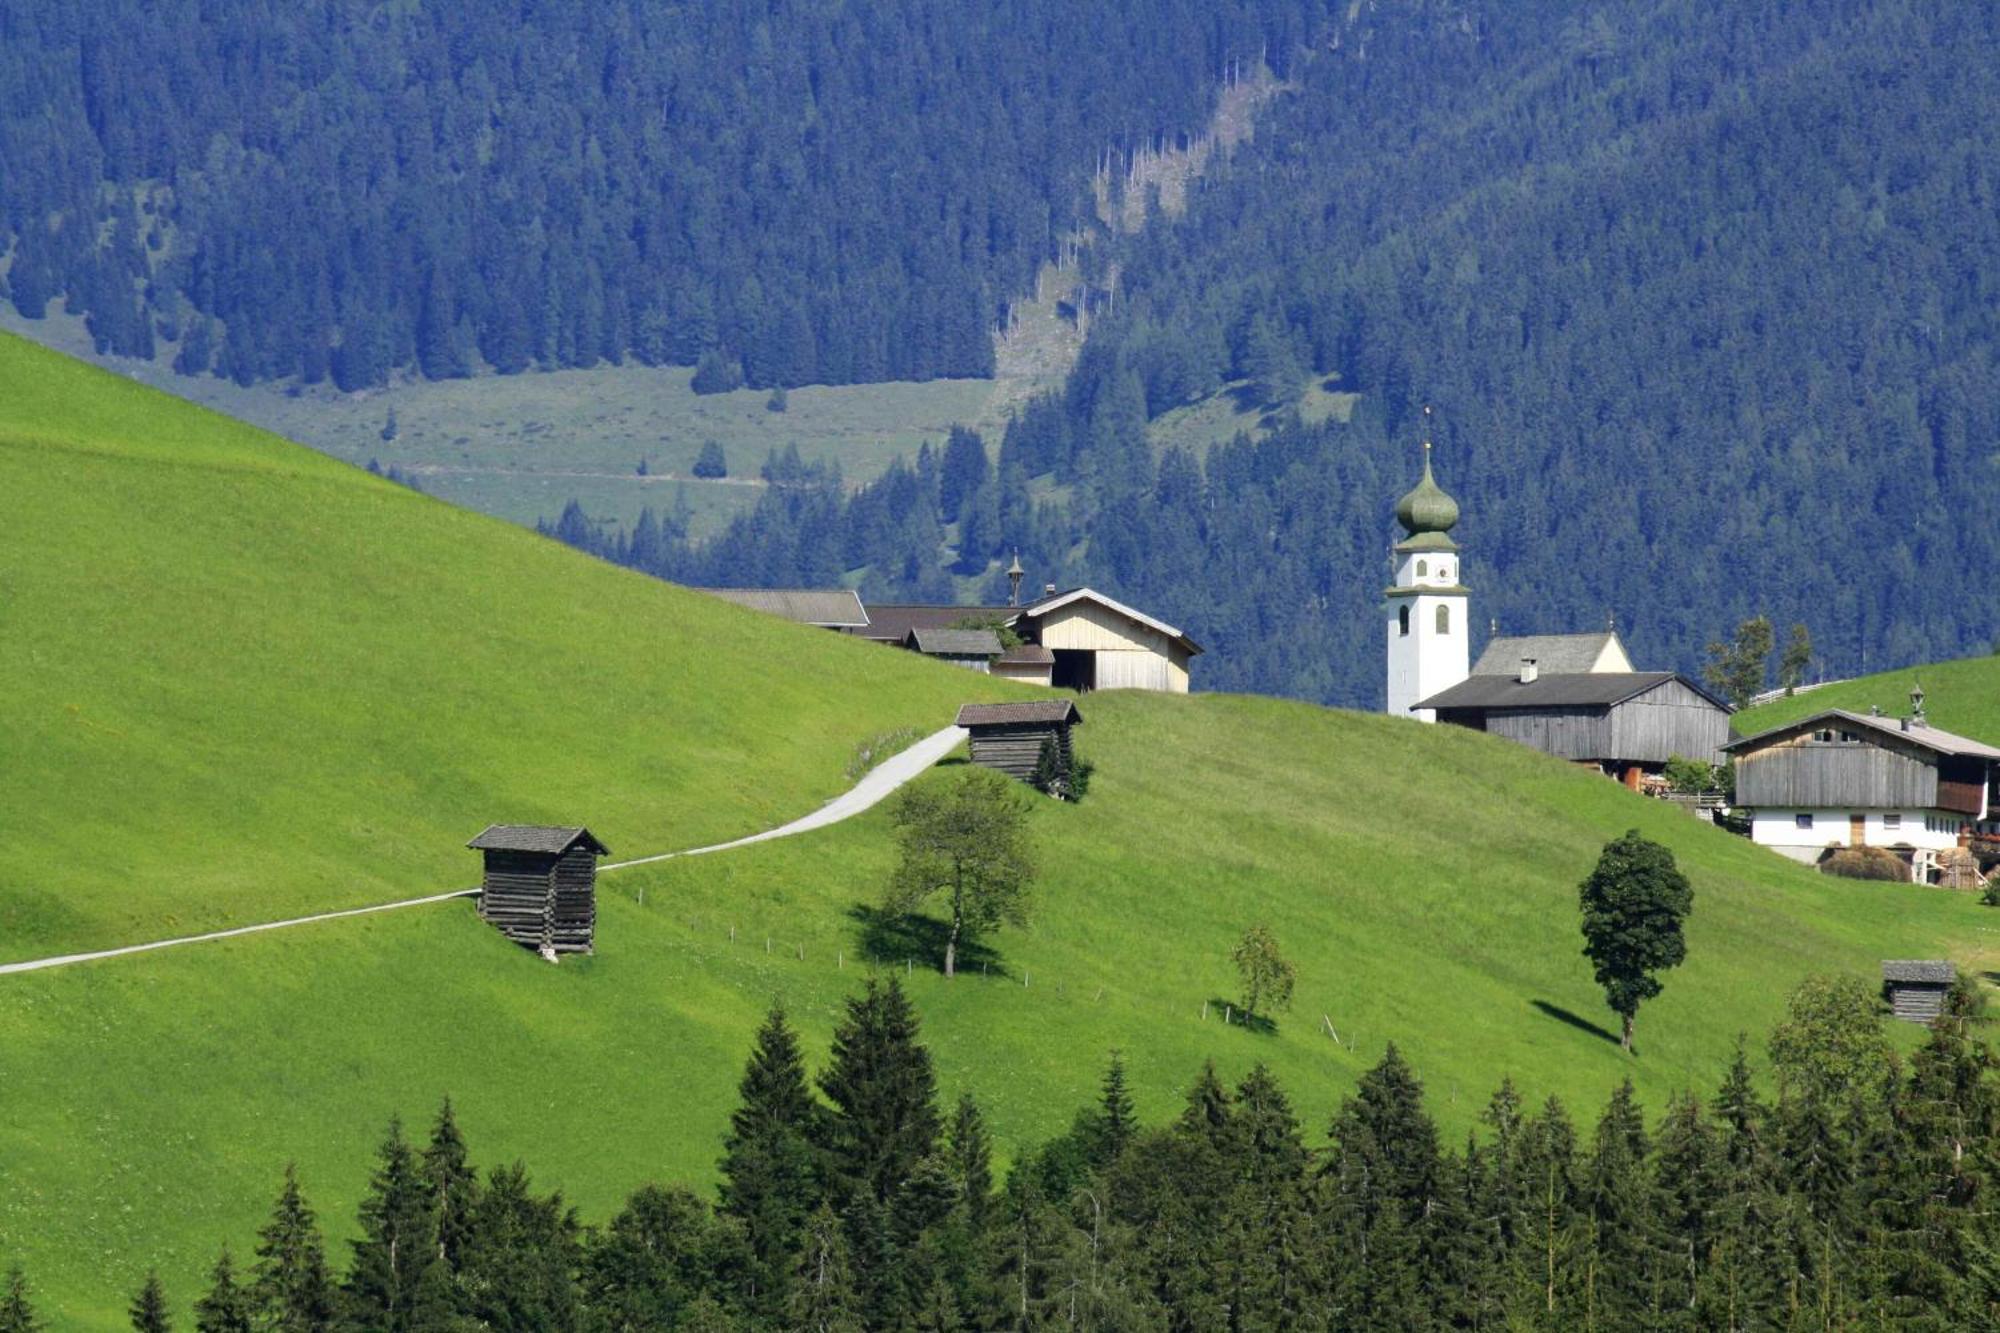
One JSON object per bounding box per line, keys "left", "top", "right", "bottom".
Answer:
{"left": 467, "top": 824, "right": 608, "bottom": 958}
{"left": 1881, "top": 959, "right": 1956, "bottom": 1025}
{"left": 956, "top": 700, "right": 1082, "bottom": 786}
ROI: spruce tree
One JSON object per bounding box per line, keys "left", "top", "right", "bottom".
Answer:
{"left": 129, "top": 1273, "right": 172, "bottom": 1333}
{"left": 1580, "top": 1080, "right": 1656, "bottom": 1323}
{"left": 788, "top": 1204, "right": 864, "bottom": 1333}
{"left": 0, "top": 1268, "right": 40, "bottom": 1333}
{"left": 1084, "top": 1051, "right": 1138, "bottom": 1168}
{"left": 420, "top": 1098, "right": 480, "bottom": 1275}
{"left": 251, "top": 1165, "right": 337, "bottom": 1333}
{"left": 344, "top": 1118, "right": 451, "bottom": 1331}
{"left": 719, "top": 1004, "right": 823, "bottom": 1317}
{"left": 817, "top": 978, "right": 942, "bottom": 1209}
{"left": 945, "top": 1094, "right": 994, "bottom": 1227}
{"left": 192, "top": 1250, "right": 253, "bottom": 1333}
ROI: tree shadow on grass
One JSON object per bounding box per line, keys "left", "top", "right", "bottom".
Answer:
{"left": 1532, "top": 999, "right": 1623, "bottom": 1049}
{"left": 1204, "top": 997, "right": 1278, "bottom": 1036}
{"left": 847, "top": 904, "right": 1007, "bottom": 978}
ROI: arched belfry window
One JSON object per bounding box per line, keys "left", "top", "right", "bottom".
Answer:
{"left": 1398, "top": 605, "right": 1410, "bottom": 637}
{"left": 1436, "top": 604, "right": 1451, "bottom": 635}
{"left": 1416, "top": 559, "right": 1428, "bottom": 577}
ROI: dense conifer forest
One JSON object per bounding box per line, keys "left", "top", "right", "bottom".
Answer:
{"left": 546, "top": 0, "right": 2000, "bottom": 704}
{"left": 0, "top": 0, "right": 1324, "bottom": 389}
{"left": 11, "top": 974, "right": 2000, "bottom": 1329}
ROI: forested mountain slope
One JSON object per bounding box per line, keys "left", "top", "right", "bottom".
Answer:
{"left": 0, "top": 0, "right": 1325, "bottom": 388}
{"left": 561, "top": 0, "right": 2000, "bottom": 705}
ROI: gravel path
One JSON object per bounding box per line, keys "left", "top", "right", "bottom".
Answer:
{"left": 0, "top": 725, "right": 966, "bottom": 978}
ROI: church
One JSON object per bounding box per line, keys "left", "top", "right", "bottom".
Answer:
{"left": 1383, "top": 445, "right": 1732, "bottom": 786}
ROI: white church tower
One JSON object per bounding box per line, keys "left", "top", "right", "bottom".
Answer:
{"left": 1384, "top": 431, "right": 1469, "bottom": 722}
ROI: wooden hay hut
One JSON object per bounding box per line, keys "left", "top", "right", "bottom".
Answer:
{"left": 1881, "top": 959, "right": 1955, "bottom": 1025}
{"left": 956, "top": 700, "right": 1081, "bottom": 785}
{"left": 467, "top": 825, "right": 608, "bottom": 958}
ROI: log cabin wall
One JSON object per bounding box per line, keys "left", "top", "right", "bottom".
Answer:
{"left": 549, "top": 844, "right": 598, "bottom": 954}
{"left": 967, "top": 722, "right": 1071, "bottom": 782}
{"left": 1889, "top": 983, "right": 1948, "bottom": 1024}
{"left": 479, "top": 849, "right": 558, "bottom": 950}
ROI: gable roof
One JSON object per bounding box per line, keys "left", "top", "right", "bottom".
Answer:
{"left": 1472, "top": 631, "right": 1630, "bottom": 677}
{"left": 1019, "top": 587, "right": 1203, "bottom": 656}
{"left": 857, "top": 603, "right": 1015, "bottom": 643}
{"left": 955, "top": 700, "right": 1082, "bottom": 728}
{"left": 698, "top": 587, "right": 869, "bottom": 628}
{"left": 1882, "top": 959, "right": 1956, "bottom": 985}
{"left": 466, "top": 825, "right": 609, "bottom": 856}
{"left": 1416, "top": 671, "right": 1729, "bottom": 713}
{"left": 909, "top": 627, "right": 1003, "bottom": 657}
{"left": 1723, "top": 709, "right": 2000, "bottom": 760}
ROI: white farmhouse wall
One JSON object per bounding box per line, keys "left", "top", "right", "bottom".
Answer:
{"left": 1749, "top": 807, "right": 1968, "bottom": 865}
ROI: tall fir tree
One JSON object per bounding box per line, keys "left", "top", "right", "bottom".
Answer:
{"left": 192, "top": 1250, "right": 253, "bottom": 1333}
{"left": 420, "top": 1098, "right": 481, "bottom": 1277}
{"left": 251, "top": 1165, "right": 337, "bottom": 1333}
{"left": 719, "top": 1004, "right": 824, "bottom": 1318}
{"left": 128, "top": 1272, "right": 171, "bottom": 1333}
{"left": 817, "top": 978, "right": 941, "bottom": 1210}
{"left": 0, "top": 1268, "right": 39, "bottom": 1333}
{"left": 344, "top": 1119, "right": 451, "bottom": 1331}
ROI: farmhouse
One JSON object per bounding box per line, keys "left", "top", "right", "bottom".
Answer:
{"left": 1416, "top": 667, "right": 1733, "bottom": 786}
{"left": 1882, "top": 960, "right": 1956, "bottom": 1025}
{"left": 1722, "top": 691, "right": 2000, "bottom": 879}
{"left": 957, "top": 699, "right": 1081, "bottom": 786}
{"left": 467, "top": 824, "right": 608, "bottom": 958}
{"left": 864, "top": 585, "right": 1201, "bottom": 692}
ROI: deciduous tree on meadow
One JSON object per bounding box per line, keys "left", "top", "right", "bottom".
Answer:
{"left": 1578, "top": 830, "right": 1693, "bottom": 1052}
{"left": 884, "top": 770, "right": 1036, "bottom": 978}
{"left": 1231, "top": 924, "right": 1296, "bottom": 1022}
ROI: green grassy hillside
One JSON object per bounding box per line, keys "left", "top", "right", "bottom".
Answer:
{"left": 1736, "top": 653, "right": 2000, "bottom": 743}
{"left": 2, "top": 333, "right": 1989, "bottom": 1323}
{"left": 3, "top": 690, "right": 1983, "bottom": 1324}
{"left": 0, "top": 331, "right": 1022, "bottom": 961}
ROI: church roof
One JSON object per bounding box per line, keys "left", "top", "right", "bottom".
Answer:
{"left": 1393, "top": 446, "right": 1459, "bottom": 546}
{"left": 1473, "top": 631, "right": 1631, "bottom": 677}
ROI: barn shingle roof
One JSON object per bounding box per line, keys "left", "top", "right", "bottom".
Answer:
{"left": 1416, "top": 671, "right": 1727, "bottom": 712}
{"left": 1472, "top": 631, "right": 1628, "bottom": 677}
{"left": 698, "top": 588, "right": 869, "bottom": 628}
{"left": 858, "top": 604, "right": 1015, "bottom": 642}
{"left": 909, "top": 627, "right": 1003, "bottom": 657}
{"left": 467, "top": 825, "right": 609, "bottom": 856}
{"left": 1724, "top": 710, "right": 2000, "bottom": 760}
{"left": 955, "top": 700, "right": 1081, "bottom": 728}
{"left": 995, "top": 644, "right": 1055, "bottom": 665}
{"left": 1882, "top": 960, "right": 1956, "bottom": 985}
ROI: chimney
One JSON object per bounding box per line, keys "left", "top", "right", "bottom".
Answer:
{"left": 1519, "top": 658, "right": 1539, "bottom": 685}
{"left": 1044, "top": 582, "right": 1057, "bottom": 597}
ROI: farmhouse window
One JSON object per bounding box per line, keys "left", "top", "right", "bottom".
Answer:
{"left": 1796, "top": 813, "right": 1815, "bottom": 830}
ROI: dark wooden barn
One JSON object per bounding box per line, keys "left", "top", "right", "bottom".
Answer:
{"left": 956, "top": 700, "right": 1082, "bottom": 787}
{"left": 467, "top": 825, "right": 608, "bottom": 958}
{"left": 1881, "top": 959, "right": 1956, "bottom": 1025}
{"left": 1414, "top": 670, "right": 1732, "bottom": 787}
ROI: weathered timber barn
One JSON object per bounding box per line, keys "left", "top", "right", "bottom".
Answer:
{"left": 1882, "top": 960, "right": 1956, "bottom": 1025}
{"left": 1414, "top": 669, "right": 1732, "bottom": 786}
{"left": 467, "top": 825, "right": 608, "bottom": 957}
{"left": 905, "top": 626, "right": 1002, "bottom": 671}
{"left": 1723, "top": 700, "right": 2000, "bottom": 873}
{"left": 957, "top": 700, "right": 1081, "bottom": 785}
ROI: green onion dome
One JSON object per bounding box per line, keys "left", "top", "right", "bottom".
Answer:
{"left": 1394, "top": 446, "right": 1459, "bottom": 537}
